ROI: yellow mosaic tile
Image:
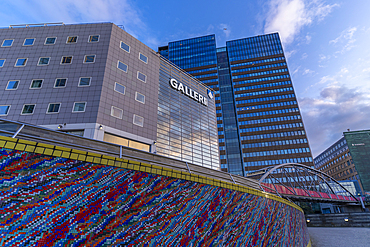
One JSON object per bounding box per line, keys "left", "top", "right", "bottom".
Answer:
{"left": 44, "top": 149, "right": 54, "bottom": 156}
{"left": 14, "top": 143, "right": 26, "bottom": 151}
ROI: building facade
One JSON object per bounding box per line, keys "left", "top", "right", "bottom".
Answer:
{"left": 344, "top": 130, "right": 370, "bottom": 193}
{"left": 314, "top": 136, "right": 364, "bottom": 195}
{"left": 159, "top": 33, "right": 313, "bottom": 176}
{"left": 0, "top": 22, "right": 219, "bottom": 169}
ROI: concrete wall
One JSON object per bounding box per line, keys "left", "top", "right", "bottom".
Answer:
{"left": 306, "top": 213, "right": 370, "bottom": 227}
{"left": 0, "top": 136, "right": 310, "bottom": 246}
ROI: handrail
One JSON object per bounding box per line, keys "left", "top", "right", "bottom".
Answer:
{"left": 0, "top": 119, "right": 260, "bottom": 190}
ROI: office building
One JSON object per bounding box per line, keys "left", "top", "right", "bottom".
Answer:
{"left": 344, "top": 130, "right": 370, "bottom": 193}
{"left": 0, "top": 22, "right": 219, "bottom": 169}
{"left": 159, "top": 33, "right": 313, "bottom": 176}
{"left": 314, "top": 135, "right": 365, "bottom": 195}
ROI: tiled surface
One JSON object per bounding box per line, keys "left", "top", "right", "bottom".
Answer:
{"left": 0, "top": 23, "right": 111, "bottom": 126}
{"left": 0, "top": 136, "right": 309, "bottom": 246}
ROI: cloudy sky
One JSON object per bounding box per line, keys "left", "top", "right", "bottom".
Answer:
{"left": 1, "top": 0, "right": 369, "bottom": 157}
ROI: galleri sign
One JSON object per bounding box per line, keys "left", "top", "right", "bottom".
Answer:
{"left": 169, "top": 78, "right": 211, "bottom": 106}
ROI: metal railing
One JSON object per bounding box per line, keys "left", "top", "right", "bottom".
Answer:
{"left": 0, "top": 118, "right": 260, "bottom": 190}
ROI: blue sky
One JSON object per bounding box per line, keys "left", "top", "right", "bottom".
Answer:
{"left": 1, "top": 0, "right": 369, "bottom": 157}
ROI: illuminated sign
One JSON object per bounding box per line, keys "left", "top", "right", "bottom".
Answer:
{"left": 169, "top": 78, "right": 209, "bottom": 106}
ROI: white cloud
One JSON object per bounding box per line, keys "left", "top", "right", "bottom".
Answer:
{"left": 284, "top": 49, "right": 296, "bottom": 59}
{"left": 299, "top": 85, "right": 370, "bottom": 157}
{"left": 329, "top": 27, "right": 357, "bottom": 54}
{"left": 301, "top": 53, "right": 308, "bottom": 59}
{"left": 264, "top": 0, "right": 339, "bottom": 44}
{"left": 0, "top": 0, "right": 148, "bottom": 44}
{"left": 319, "top": 54, "right": 327, "bottom": 61}
{"left": 305, "top": 35, "right": 312, "bottom": 44}
{"left": 219, "top": 24, "right": 231, "bottom": 38}
{"left": 292, "top": 66, "right": 301, "bottom": 75}
{"left": 302, "top": 68, "right": 314, "bottom": 75}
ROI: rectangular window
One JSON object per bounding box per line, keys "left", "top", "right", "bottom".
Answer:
{"left": 15, "top": 58, "right": 27, "bottom": 67}
{"left": 117, "top": 61, "right": 128, "bottom": 72}
{"left": 135, "top": 92, "right": 145, "bottom": 104}
{"left": 79, "top": 77, "right": 91, "bottom": 87}
{"left": 30, "top": 79, "right": 43, "bottom": 89}
{"left": 137, "top": 71, "right": 147, "bottom": 82}
{"left": 0, "top": 59, "right": 5, "bottom": 67}
{"left": 45, "top": 37, "right": 56, "bottom": 45}
{"left": 120, "top": 41, "right": 130, "bottom": 53}
{"left": 133, "top": 114, "right": 144, "bottom": 127}
{"left": 61, "top": 56, "right": 72, "bottom": 64}
{"left": 47, "top": 103, "right": 61, "bottom": 113}
{"left": 2, "top": 39, "right": 14, "bottom": 47}
{"left": 6, "top": 80, "right": 19, "bottom": 90}
{"left": 114, "top": 82, "right": 125, "bottom": 95}
{"left": 66, "top": 36, "right": 78, "bottom": 43}
{"left": 38, "top": 57, "right": 50, "bottom": 66}
{"left": 72, "top": 102, "right": 86, "bottom": 112}
{"left": 21, "top": 104, "right": 35, "bottom": 115}
{"left": 111, "top": 106, "right": 123, "bottom": 119}
{"left": 84, "top": 55, "right": 95, "bottom": 63}
{"left": 54, "top": 78, "right": 67, "bottom": 88}
{"left": 88, "top": 35, "right": 99, "bottom": 42}
{"left": 0, "top": 105, "right": 10, "bottom": 116}
{"left": 23, "top": 38, "right": 35, "bottom": 46}
{"left": 139, "top": 53, "right": 148, "bottom": 63}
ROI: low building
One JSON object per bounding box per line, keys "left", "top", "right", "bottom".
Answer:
{"left": 0, "top": 22, "right": 219, "bottom": 169}
{"left": 314, "top": 134, "right": 366, "bottom": 195}
{"left": 344, "top": 130, "right": 370, "bottom": 194}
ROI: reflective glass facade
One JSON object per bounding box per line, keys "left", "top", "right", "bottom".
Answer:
{"left": 160, "top": 32, "right": 313, "bottom": 176}
{"left": 344, "top": 130, "right": 370, "bottom": 192}
{"left": 168, "top": 35, "right": 217, "bottom": 70}
{"left": 156, "top": 58, "right": 219, "bottom": 169}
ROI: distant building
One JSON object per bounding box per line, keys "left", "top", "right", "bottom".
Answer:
{"left": 0, "top": 22, "right": 219, "bottom": 169}
{"left": 344, "top": 130, "right": 370, "bottom": 194}
{"left": 314, "top": 134, "right": 366, "bottom": 195}
{"left": 159, "top": 33, "right": 313, "bottom": 176}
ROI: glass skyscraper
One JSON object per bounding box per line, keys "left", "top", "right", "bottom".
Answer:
{"left": 159, "top": 33, "right": 313, "bottom": 176}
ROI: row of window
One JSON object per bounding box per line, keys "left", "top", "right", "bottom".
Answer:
{"left": 233, "top": 74, "right": 290, "bottom": 86}
{"left": 239, "top": 122, "right": 303, "bottom": 133}
{"left": 4, "top": 77, "right": 91, "bottom": 90}
{"left": 187, "top": 67, "right": 217, "bottom": 74}
{"left": 1, "top": 35, "right": 100, "bottom": 47}
{"left": 234, "top": 86, "right": 293, "bottom": 98}
{"left": 244, "top": 157, "right": 313, "bottom": 167}
{"left": 240, "top": 130, "right": 306, "bottom": 141}
{"left": 243, "top": 147, "right": 311, "bottom": 158}
{"left": 0, "top": 55, "right": 96, "bottom": 68}
{"left": 193, "top": 73, "right": 218, "bottom": 79}
{"left": 316, "top": 153, "right": 351, "bottom": 170}
{"left": 241, "top": 138, "right": 308, "bottom": 149}
{"left": 119, "top": 41, "right": 148, "bottom": 63}
{"left": 117, "top": 61, "right": 147, "bottom": 83}
{"left": 237, "top": 100, "right": 297, "bottom": 112}
{"left": 234, "top": 80, "right": 292, "bottom": 92}
{"left": 2, "top": 75, "right": 146, "bottom": 93}
{"left": 231, "top": 62, "right": 287, "bottom": 74}
{"left": 238, "top": 114, "right": 301, "bottom": 126}
{"left": 0, "top": 102, "right": 86, "bottom": 115}
{"left": 237, "top": 107, "right": 299, "bottom": 119}
{"left": 230, "top": 56, "right": 285, "bottom": 68}
{"left": 111, "top": 107, "right": 144, "bottom": 127}
{"left": 232, "top": 68, "right": 288, "bottom": 79}
{"left": 236, "top": 93, "right": 295, "bottom": 104}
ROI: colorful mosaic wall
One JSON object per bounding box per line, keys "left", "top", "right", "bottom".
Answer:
{"left": 0, "top": 136, "right": 310, "bottom": 246}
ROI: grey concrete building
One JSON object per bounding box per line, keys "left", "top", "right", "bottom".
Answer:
{"left": 0, "top": 22, "right": 219, "bottom": 169}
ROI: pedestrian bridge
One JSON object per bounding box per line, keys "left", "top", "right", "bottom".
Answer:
{"left": 247, "top": 163, "right": 358, "bottom": 203}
